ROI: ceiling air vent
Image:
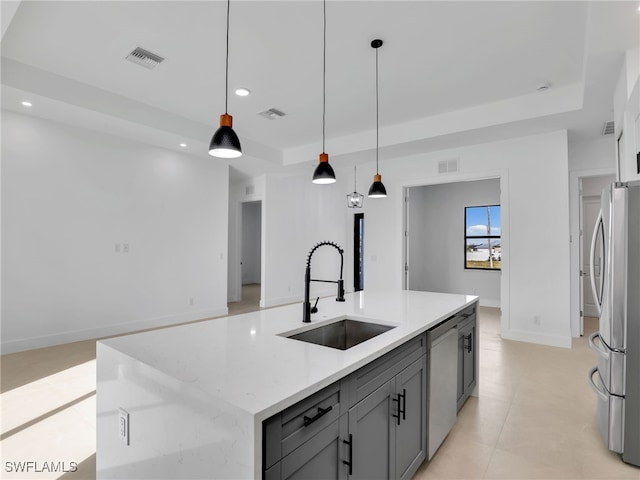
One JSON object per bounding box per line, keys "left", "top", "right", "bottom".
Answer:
{"left": 438, "top": 159, "right": 459, "bottom": 174}
{"left": 126, "top": 47, "right": 165, "bottom": 70}
{"left": 602, "top": 121, "right": 615, "bottom": 136}
{"left": 259, "top": 108, "right": 286, "bottom": 120}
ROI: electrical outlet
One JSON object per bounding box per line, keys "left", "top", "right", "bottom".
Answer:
{"left": 123, "top": 243, "right": 129, "bottom": 253}
{"left": 115, "top": 243, "right": 121, "bottom": 253}
{"left": 189, "top": 297, "right": 194, "bottom": 306}
{"left": 119, "top": 408, "right": 130, "bottom": 445}
{"left": 533, "top": 315, "right": 541, "bottom": 325}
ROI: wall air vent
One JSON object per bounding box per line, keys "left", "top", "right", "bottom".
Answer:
{"left": 602, "top": 121, "right": 615, "bottom": 136}
{"left": 126, "top": 47, "right": 165, "bottom": 70}
{"left": 259, "top": 108, "right": 286, "bottom": 120}
{"left": 438, "top": 159, "right": 459, "bottom": 174}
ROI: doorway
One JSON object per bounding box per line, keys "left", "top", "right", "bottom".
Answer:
{"left": 353, "top": 213, "right": 364, "bottom": 292}
{"left": 354, "top": 213, "right": 364, "bottom": 291}
{"left": 240, "top": 201, "right": 261, "bottom": 307}
{"left": 403, "top": 179, "right": 502, "bottom": 308}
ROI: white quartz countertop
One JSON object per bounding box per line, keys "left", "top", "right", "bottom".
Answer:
{"left": 99, "top": 290, "right": 477, "bottom": 421}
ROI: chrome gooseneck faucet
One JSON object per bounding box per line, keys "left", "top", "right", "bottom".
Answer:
{"left": 303, "top": 241, "right": 346, "bottom": 322}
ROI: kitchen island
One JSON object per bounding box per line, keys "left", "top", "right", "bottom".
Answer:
{"left": 97, "top": 290, "right": 478, "bottom": 479}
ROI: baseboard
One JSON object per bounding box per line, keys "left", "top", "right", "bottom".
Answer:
{"left": 501, "top": 329, "right": 572, "bottom": 348}
{"left": 1, "top": 307, "right": 229, "bottom": 354}
{"left": 261, "top": 294, "right": 301, "bottom": 308}
{"left": 478, "top": 298, "right": 500, "bottom": 308}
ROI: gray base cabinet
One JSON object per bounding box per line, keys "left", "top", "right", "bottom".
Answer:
{"left": 263, "top": 302, "right": 477, "bottom": 480}
{"left": 348, "top": 356, "right": 426, "bottom": 480}
{"left": 457, "top": 307, "right": 478, "bottom": 411}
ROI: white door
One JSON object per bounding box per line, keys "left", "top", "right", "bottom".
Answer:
{"left": 583, "top": 196, "right": 602, "bottom": 319}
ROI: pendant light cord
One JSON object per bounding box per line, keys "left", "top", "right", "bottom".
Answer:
{"left": 354, "top": 165, "right": 357, "bottom": 190}
{"left": 224, "top": 0, "right": 230, "bottom": 114}
{"left": 322, "top": 0, "right": 326, "bottom": 153}
{"left": 375, "top": 46, "right": 379, "bottom": 174}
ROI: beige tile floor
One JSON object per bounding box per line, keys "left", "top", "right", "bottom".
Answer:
{"left": 1, "top": 290, "right": 638, "bottom": 479}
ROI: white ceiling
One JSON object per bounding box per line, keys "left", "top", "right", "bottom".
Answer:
{"left": 1, "top": 1, "right": 639, "bottom": 177}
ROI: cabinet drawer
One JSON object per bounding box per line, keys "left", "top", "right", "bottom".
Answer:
{"left": 346, "top": 334, "right": 426, "bottom": 407}
{"left": 264, "top": 380, "right": 347, "bottom": 469}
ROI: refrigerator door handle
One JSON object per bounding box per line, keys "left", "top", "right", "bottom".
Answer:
{"left": 589, "top": 208, "right": 604, "bottom": 316}
{"left": 589, "top": 332, "right": 610, "bottom": 360}
{"left": 588, "top": 366, "right": 609, "bottom": 402}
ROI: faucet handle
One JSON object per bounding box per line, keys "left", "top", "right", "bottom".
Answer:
{"left": 311, "top": 297, "right": 320, "bottom": 313}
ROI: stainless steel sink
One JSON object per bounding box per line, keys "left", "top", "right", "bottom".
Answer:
{"left": 285, "top": 319, "right": 395, "bottom": 350}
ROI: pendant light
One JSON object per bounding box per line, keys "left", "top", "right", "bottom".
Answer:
{"left": 347, "top": 165, "right": 364, "bottom": 208}
{"left": 312, "top": 0, "right": 336, "bottom": 184}
{"left": 368, "top": 39, "right": 387, "bottom": 198}
{"left": 208, "top": 0, "right": 242, "bottom": 159}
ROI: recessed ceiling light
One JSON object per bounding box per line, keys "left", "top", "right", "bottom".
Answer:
{"left": 21, "top": 101, "right": 32, "bottom": 107}
{"left": 235, "top": 88, "right": 250, "bottom": 97}
{"left": 179, "top": 143, "right": 187, "bottom": 148}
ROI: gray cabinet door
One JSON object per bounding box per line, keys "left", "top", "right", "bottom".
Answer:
{"left": 463, "top": 321, "right": 476, "bottom": 392}
{"left": 457, "top": 330, "right": 465, "bottom": 407}
{"left": 348, "top": 379, "right": 394, "bottom": 480}
{"left": 457, "top": 317, "right": 477, "bottom": 411}
{"left": 280, "top": 415, "right": 348, "bottom": 480}
{"left": 394, "top": 356, "right": 427, "bottom": 480}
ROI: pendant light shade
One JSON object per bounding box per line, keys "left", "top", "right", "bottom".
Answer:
{"left": 313, "top": 153, "right": 337, "bottom": 184}
{"left": 209, "top": 114, "right": 242, "bottom": 158}
{"left": 368, "top": 39, "right": 387, "bottom": 198}
{"left": 209, "top": 0, "right": 242, "bottom": 159}
{"left": 347, "top": 165, "right": 364, "bottom": 207}
{"left": 312, "top": 0, "right": 336, "bottom": 184}
{"left": 368, "top": 174, "right": 387, "bottom": 198}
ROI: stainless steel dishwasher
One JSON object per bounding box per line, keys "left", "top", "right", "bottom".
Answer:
{"left": 427, "top": 318, "right": 458, "bottom": 459}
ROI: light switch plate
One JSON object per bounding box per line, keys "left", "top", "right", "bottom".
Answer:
{"left": 119, "top": 408, "right": 130, "bottom": 445}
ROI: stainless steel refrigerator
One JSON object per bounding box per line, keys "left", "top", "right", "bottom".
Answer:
{"left": 588, "top": 181, "right": 640, "bottom": 467}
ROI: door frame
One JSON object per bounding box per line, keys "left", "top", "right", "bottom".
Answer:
{"left": 400, "top": 170, "right": 508, "bottom": 335}
{"left": 229, "top": 199, "right": 264, "bottom": 304}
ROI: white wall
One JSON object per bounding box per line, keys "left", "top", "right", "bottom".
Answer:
{"left": 407, "top": 179, "right": 501, "bottom": 307}
{"left": 262, "top": 169, "right": 348, "bottom": 308}
{"left": 241, "top": 201, "right": 261, "bottom": 284}
{"left": 363, "top": 131, "right": 571, "bottom": 347}
{"left": 1, "top": 110, "right": 229, "bottom": 353}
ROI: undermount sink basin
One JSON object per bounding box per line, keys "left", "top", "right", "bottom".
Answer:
{"left": 285, "top": 319, "right": 395, "bottom": 350}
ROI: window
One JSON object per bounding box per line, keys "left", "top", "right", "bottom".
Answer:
{"left": 465, "top": 205, "right": 501, "bottom": 270}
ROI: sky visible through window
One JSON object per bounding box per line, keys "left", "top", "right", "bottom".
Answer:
{"left": 465, "top": 205, "right": 501, "bottom": 270}
{"left": 466, "top": 205, "right": 501, "bottom": 237}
